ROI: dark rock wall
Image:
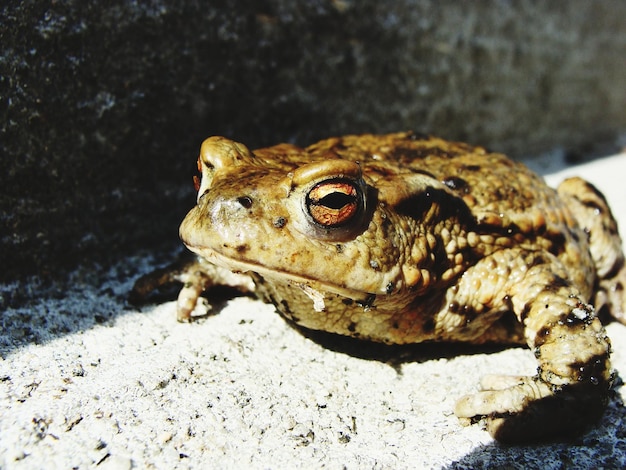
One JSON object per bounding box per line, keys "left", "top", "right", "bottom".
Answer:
{"left": 2, "top": 0, "right": 625, "bottom": 281}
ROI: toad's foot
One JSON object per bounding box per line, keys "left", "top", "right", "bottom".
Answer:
{"left": 455, "top": 374, "right": 610, "bottom": 442}
{"left": 448, "top": 248, "right": 613, "bottom": 442}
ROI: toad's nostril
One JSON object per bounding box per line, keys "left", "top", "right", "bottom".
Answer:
{"left": 237, "top": 196, "right": 253, "bottom": 208}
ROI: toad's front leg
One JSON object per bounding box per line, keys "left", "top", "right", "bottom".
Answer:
{"left": 131, "top": 254, "right": 254, "bottom": 321}
{"left": 451, "top": 248, "right": 612, "bottom": 442}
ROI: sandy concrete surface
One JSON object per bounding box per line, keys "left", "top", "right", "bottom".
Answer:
{"left": 2, "top": 151, "right": 626, "bottom": 469}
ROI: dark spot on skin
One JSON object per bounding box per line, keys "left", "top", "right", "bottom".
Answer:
{"left": 556, "top": 312, "right": 570, "bottom": 326}
{"left": 335, "top": 244, "right": 344, "bottom": 253}
{"left": 265, "top": 292, "right": 276, "bottom": 303}
{"left": 407, "top": 168, "right": 437, "bottom": 178}
{"left": 464, "top": 164, "right": 481, "bottom": 172}
{"left": 474, "top": 216, "right": 529, "bottom": 239}
{"left": 223, "top": 242, "right": 250, "bottom": 254}
{"left": 342, "top": 298, "right": 354, "bottom": 306}
{"left": 505, "top": 223, "right": 521, "bottom": 235}
{"left": 568, "top": 352, "right": 610, "bottom": 385}
{"left": 273, "top": 217, "right": 286, "bottom": 228}
{"left": 520, "top": 303, "right": 531, "bottom": 322}
{"left": 379, "top": 219, "right": 394, "bottom": 240}
{"left": 422, "top": 318, "right": 435, "bottom": 333}
{"left": 547, "top": 232, "right": 566, "bottom": 256}
{"left": 557, "top": 304, "right": 594, "bottom": 326}
{"left": 392, "top": 321, "right": 399, "bottom": 329}
{"left": 534, "top": 327, "right": 551, "bottom": 348}
{"left": 237, "top": 196, "right": 253, "bottom": 208}
{"left": 442, "top": 176, "right": 469, "bottom": 193}
{"left": 581, "top": 198, "right": 605, "bottom": 215}
{"left": 356, "top": 294, "right": 376, "bottom": 309}
{"left": 581, "top": 181, "right": 611, "bottom": 204}
{"left": 545, "top": 275, "right": 570, "bottom": 291}
{"left": 529, "top": 255, "right": 547, "bottom": 268}
{"left": 534, "top": 222, "right": 547, "bottom": 236}
{"left": 603, "top": 257, "right": 624, "bottom": 280}
{"left": 461, "top": 304, "right": 477, "bottom": 321}
{"left": 280, "top": 299, "right": 292, "bottom": 315}
{"left": 347, "top": 322, "right": 357, "bottom": 333}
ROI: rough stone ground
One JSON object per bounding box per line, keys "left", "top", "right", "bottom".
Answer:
{"left": 1, "top": 152, "right": 626, "bottom": 469}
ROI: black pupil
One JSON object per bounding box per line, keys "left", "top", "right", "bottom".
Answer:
{"left": 318, "top": 192, "right": 355, "bottom": 209}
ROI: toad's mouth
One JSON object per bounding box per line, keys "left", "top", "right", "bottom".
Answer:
{"left": 185, "top": 244, "right": 376, "bottom": 304}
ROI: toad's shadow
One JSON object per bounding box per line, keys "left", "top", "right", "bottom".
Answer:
{"left": 295, "top": 322, "right": 519, "bottom": 367}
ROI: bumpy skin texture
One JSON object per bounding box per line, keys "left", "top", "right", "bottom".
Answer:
{"left": 142, "top": 132, "right": 626, "bottom": 442}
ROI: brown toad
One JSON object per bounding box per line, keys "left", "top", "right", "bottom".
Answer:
{"left": 136, "top": 132, "right": 626, "bottom": 442}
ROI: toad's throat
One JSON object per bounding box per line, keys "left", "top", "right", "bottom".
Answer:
{"left": 184, "top": 243, "right": 375, "bottom": 302}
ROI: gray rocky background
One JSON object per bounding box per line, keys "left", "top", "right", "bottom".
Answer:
{"left": 2, "top": 0, "right": 626, "bottom": 283}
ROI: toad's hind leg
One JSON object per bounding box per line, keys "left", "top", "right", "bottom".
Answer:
{"left": 558, "top": 177, "right": 626, "bottom": 322}
{"left": 452, "top": 248, "right": 612, "bottom": 442}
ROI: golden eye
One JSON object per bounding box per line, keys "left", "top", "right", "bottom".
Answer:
{"left": 307, "top": 180, "right": 361, "bottom": 227}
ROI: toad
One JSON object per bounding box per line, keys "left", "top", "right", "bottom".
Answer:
{"left": 134, "top": 132, "right": 626, "bottom": 442}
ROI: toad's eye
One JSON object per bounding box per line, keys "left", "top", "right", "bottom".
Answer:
{"left": 306, "top": 180, "right": 362, "bottom": 227}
